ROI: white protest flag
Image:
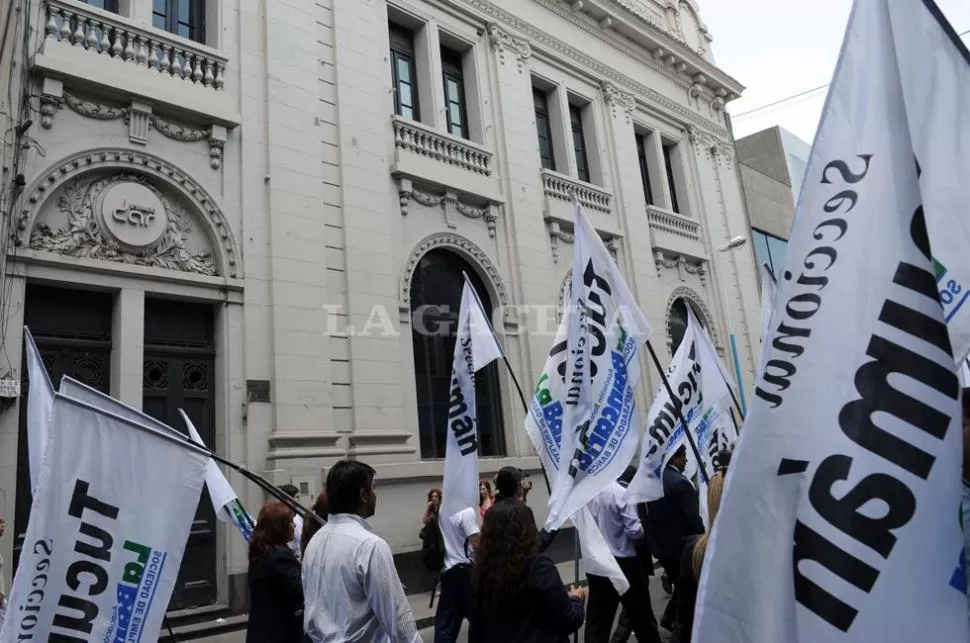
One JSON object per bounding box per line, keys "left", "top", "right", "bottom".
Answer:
{"left": 960, "top": 359, "right": 970, "bottom": 387}
{"left": 55, "top": 375, "right": 255, "bottom": 543}
{"left": 760, "top": 263, "right": 778, "bottom": 345}
{"left": 524, "top": 292, "right": 629, "bottom": 595}
{"left": 694, "top": 0, "right": 968, "bottom": 640}
{"left": 886, "top": 0, "right": 970, "bottom": 363}
{"left": 0, "top": 395, "right": 207, "bottom": 642}
{"left": 626, "top": 313, "right": 701, "bottom": 504}
{"left": 545, "top": 201, "right": 651, "bottom": 531}
{"left": 179, "top": 410, "right": 255, "bottom": 543}
{"left": 439, "top": 277, "right": 503, "bottom": 521}
{"left": 23, "top": 327, "right": 54, "bottom": 493}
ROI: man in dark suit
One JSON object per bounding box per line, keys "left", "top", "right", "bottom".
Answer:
{"left": 645, "top": 445, "right": 704, "bottom": 632}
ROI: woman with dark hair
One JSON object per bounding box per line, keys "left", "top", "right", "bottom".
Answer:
{"left": 471, "top": 501, "right": 586, "bottom": 642}
{"left": 479, "top": 481, "right": 494, "bottom": 517}
{"left": 300, "top": 491, "right": 329, "bottom": 556}
{"left": 247, "top": 502, "right": 305, "bottom": 643}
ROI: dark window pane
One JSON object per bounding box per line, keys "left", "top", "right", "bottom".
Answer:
{"left": 154, "top": 0, "right": 165, "bottom": 11}
{"left": 410, "top": 250, "right": 506, "bottom": 459}
{"left": 153, "top": 13, "right": 166, "bottom": 29}
{"left": 669, "top": 298, "right": 689, "bottom": 355}
{"left": 178, "top": 0, "right": 189, "bottom": 22}
{"left": 570, "top": 104, "right": 590, "bottom": 183}
{"left": 533, "top": 88, "right": 556, "bottom": 171}
{"left": 85, "top": 0, "right": 120, "bottom": 11}
{"left": 663, "top": 144, "right": 680, "bottom": 213}
{"left": 390, "top": 25, "right": 420, "bottom": 120}
{"left": 396, "top": 57, "right": 410, "bottom": 84}
{"left": 440, "top": 47, "right": 467, "bottom": 138}
{"left": 636, "top": 133, "right": 654, "bottom": 206}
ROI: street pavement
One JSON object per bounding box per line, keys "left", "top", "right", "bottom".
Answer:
{"left": 193, "top": 574, "right": 673, "bottom": 642}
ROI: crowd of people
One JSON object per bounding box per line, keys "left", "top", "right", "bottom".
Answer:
{"left": 242, "top": 443, "right": 732, "bottom": 643}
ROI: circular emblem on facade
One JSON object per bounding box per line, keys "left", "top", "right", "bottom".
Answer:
{"left": 679, "top": 5, "right": 701, "bottom": 52}
{"left": 99, "top": 181, "right": 167, "bottom": 249}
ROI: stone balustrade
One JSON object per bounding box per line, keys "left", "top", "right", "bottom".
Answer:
{"left": 43, "top": 0, "right": 226, "bottom": 91}
{"left": 541, "top": 169, "right": 611, "bottom": 214}
{"left": 392, "top": 117, "right": 492, "bottom": 176}
{"left": 647, "top": 205, "right": 700, "bottom": 240}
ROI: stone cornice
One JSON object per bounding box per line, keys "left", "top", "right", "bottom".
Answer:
{"left": 454, "top": 0, "right": 731, "bottom": 138}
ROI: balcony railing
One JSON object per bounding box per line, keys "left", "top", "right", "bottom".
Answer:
{"left": 541, "top": 169, "right": 611, "bottom": 214}
{"left": 647, "top": 206, "right": 700, "bottom": 241}
{"left": 43, "top": 0, "right": 226, "bottom": 91}
{"left": 392, "top": 117, "right": 492, "bottom": 176}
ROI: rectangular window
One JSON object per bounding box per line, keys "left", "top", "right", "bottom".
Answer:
{"left": 83, "top": 0, "right": 120, "bottom": 12}
{"left": 753, "top": 229, "right": 790, "bottom": 275}
{"left": 152, "top": 0, "right": 205, "bottom": 43}
{"left": 440, "top": 47, "right": 468, "bottom": 139}
{"left": 389, "top": 23, "right": 419, "bottom": 121}
{"left": 570, "top": 104, "right": 590, "bottom": 183}
{"left": 636, "top": 133, "right": 654, "bottom": 206}
{"left": 533, "top": 88, "right": 556, "bottom": 171}
{"left": 663, "top": 144, "right": 680, "bottom": 213}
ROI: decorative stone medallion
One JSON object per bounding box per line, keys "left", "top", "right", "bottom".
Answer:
{"left": 98, "top": 181, "right": 168, "bottom": 250}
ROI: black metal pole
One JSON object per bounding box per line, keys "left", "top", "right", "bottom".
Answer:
{"left": 645, "top": 340, "right": 710, "bottom": 485}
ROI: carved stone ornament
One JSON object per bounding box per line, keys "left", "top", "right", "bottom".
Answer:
{"left": 63, "top": 92, "right": 128, "bottom": 120}
{"left": 546, "top": 218, "right": 619, "bottom": 264}
{"left": 601, "top": 82, "right": 636, "bottom": 123}
{"left": 400, "top": 232, "right": 511, "bottom": 324}
{"left": 654, "top": 250, "right": 707, "bottom": 286}
{"left": 487, "top": 24, "right": 532, "bottom": 73}
{"left": 29, "top": 174, "right": 217, "bottom": 275}
{"left": 398, "top": 181, "right": 498, "bottom": 238}
{"left": 664, "top": 285, "right": 719, "bottom": 352}
{"left": 16, "top": 149, "right": 239, "bottom": 277}
{"left": 612, "top": 0, "right": 666, "bottom": 30}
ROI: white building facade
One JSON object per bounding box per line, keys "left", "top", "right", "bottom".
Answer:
{"left": 0, "top": 0, "right": 760, "bottom": 616}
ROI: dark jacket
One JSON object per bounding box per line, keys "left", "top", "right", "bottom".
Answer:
{"left": 471, "top": 555, "right": 585, "bottom": 643}
{"left": 246, "top": 547, "right": 305, "bottom": 643}
{"left": 644, "top": 465, "right": 704, "bottom": 563}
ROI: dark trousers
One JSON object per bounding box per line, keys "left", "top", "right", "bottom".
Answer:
{"left": 658, "top": 554, "right": 680, "bottom": 627}
{"left": 584, "top": 556, "right": 662, "bottom": 643}
{"left": 434, "top": 565, "right": 473, "bottom": 643}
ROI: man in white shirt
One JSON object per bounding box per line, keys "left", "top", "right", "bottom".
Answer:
{"left": 434, "top": 504, "right": 480, "bottom": 643}
{"left": 303, "top": 460, "right": 420, "bottom": 643}
{"left": 586, "top": 473, "right": 663, "bottom": 643}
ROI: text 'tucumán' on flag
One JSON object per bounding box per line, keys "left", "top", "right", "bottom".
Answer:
{"left": 0, "top": 394, "right": 207, "bottom": 642}
{"left": 545, "top": 200, "right": 651, "bottom": 531}
{"left": 439, "top": 276, "right": 503, "bottom": 521}
{"left": 693, "top": 1, "right": 968, "bottom": 641}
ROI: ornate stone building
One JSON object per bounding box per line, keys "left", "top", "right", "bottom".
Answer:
{"left": 0, "top": 0, "right": 760, "bottom": 621}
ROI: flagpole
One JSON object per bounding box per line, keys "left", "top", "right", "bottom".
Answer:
{"left": 645, "top": 340, "right": 710, "bottom": 484}
{"left": 462, "top": 271, "right": 554, "bottom": 495}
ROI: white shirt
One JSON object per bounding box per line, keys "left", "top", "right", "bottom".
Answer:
{"left": 302, "top": 513, "right": 420, "bottom": 643}
{"left": 288, "top": 513, "right": 304, "bottom": 557}
{"left": 440, "top": 507, "right": 479, "bottom": 571}
{"left": 587, "top": 481, "right": 644, "bottom": 558}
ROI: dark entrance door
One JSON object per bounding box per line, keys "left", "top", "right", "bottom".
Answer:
{"left": 142, "top": 297, "right": 217, "bottom": 610}
{"left": 15, "top": 284, "right": 113, "bottom": 570}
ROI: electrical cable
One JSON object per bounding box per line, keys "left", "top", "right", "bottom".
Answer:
{"left": 733, "top": 27, "right": 969, "bottom": 121}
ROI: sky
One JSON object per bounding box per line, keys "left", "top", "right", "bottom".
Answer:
{"left": 699, "top": 0, "right": 970, "bottom": 145}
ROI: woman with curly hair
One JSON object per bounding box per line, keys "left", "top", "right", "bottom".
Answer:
{"left": 470, "top": 500, "right": 586, "bottom": 642}
{"left": 246, "top": 502, "right": 305, "bottom": 643}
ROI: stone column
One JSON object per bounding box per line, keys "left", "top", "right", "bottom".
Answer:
{"left": 111, "top": 287, "right": 145, "bottom": 408}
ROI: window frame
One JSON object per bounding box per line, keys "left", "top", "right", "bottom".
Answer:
{"left": 636, "top": 132, "right": 654, "bottom": 206}
{"left": 662, "top": 143, "right": 680, "bottom": 213}
{"left": 152, "top": 0, "right": 205, "bottom": 43}
{"left": 84, "top": 0, "right": 120, "bottom": 12}
{"left": 533, "top": 88, "right": 557, "bottom": 172}
{"left": 440, "top": 46, "right": 469, "bottom": 139}
{"left": 389, "top": 22, "right": 420, "bottom": 121}
{"left": 569, "top": 103, "right": 590, "bottom": 183}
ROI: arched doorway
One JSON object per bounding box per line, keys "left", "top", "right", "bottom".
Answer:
{"left": 409, "top": 249, "right": 506, "bottom": 459}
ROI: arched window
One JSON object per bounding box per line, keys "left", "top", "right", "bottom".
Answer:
{"left": 410, "top": 250, "right": 506, "bottom": 459}
{"left": 668, "top": 297, "right": 709, "bottom": 355}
